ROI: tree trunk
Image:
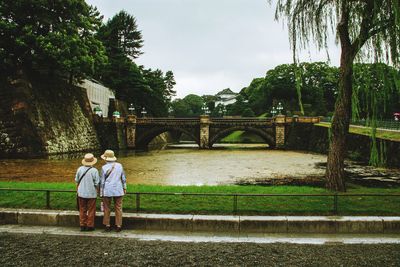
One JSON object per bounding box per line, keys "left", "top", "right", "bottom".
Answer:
{"left": 325, "top": 46, "right": 354, "bottom": 192}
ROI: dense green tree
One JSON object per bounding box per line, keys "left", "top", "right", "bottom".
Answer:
{"left": 273, "top": 0, "right": 400, "bottom": 191}
{"left": 242, "top": 107, "right": 256, "bottom": 117}
{"left": 141, "top": 68, "right": 175, "bottom": 116}
{"left": 98, "top": 10, "right": 143, "bottom": 60}
{"left": 212, "top": 103, "right": 225, "bottom": 117}
{"left": 243, "top": 78, "right": 268, "bottom": 115}
{"left": 164, "top": 71, "right": 177, "bottom": 100}
{"left": 297, "top": 62, "right": 339, "bottom": 116}
{"left": 242, "top": 63, "right": 338, "bottom": 116}
{"left": 171, "top": 98, "right": 193, "bottom": 117}
{"left": 183, "top": 94, "right": 204, "bottom": 116}
{"left": 226, "top": 95, "right": 251, "bottom": 116}
{"left": 202, "top": 95, "right": 217, "bottom": 115}
{"left": 0, "top": 0, "right": 107, "bottom": 80}
{"left": 97, "top": 10, "right": 143, "bottom": 88}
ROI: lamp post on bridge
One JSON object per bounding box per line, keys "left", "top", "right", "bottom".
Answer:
{"left": 141, "top": 107, "right": 147, "bottom": 118}
{"left": 94, "top": 106, "right": 103, "bottom": 117}
{"left": 202, "top": 103, "right": 210, "bottom": 115}
{"left": 277, "top": 102, "right": 284, "bottom": 115}
{"left": 128, "top": 103, "right": 135, "bottom": 116}
{"left": 270, "top": 106, "right": 277, "bottom": 117}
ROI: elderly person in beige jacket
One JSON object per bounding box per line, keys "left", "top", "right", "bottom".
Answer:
{"left": 100, "top": 150, "right": 127, "bottom": 232}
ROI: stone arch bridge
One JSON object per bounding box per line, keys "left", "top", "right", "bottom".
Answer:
{"left": 95, "top": 115, "right": 320, "bottom": 150}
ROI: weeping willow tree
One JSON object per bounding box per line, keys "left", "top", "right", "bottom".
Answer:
{"left": 270, "top": 0, "right": 400, "bottom": 191}
{"left": 352, "top": 63, "right": 400, "bottom": 167}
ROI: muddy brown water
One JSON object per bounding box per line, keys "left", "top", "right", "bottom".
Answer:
{"left": 0, "top": 144, "right": 328, "bottom": 185}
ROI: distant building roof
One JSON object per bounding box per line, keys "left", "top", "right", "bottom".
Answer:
{"left": 216, "top": 88, "right": 237, "bottom": 96}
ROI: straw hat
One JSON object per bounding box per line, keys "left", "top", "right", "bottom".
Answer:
{"left": 101, "top": 149, "right": 117, "bottom": 162}
{"left": 82, "top": 153, "right": 97, "bottom": 166}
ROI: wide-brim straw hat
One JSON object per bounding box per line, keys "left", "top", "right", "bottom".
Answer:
{"left": 82, "top": 153, "right": 97, "bottom": 166}
{"left": 101, "top": 149, "right": 117, "bottom": 162}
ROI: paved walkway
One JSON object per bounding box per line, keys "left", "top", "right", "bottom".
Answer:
{"left": 1, "top": 225, "right": 400, "bottom": 244}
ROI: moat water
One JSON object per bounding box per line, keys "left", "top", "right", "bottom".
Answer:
{"left": 1, "top": 143, "right": 399, "bottom": 186}
{"left": 0, "top": 143, "right": 330, "bottom": 186}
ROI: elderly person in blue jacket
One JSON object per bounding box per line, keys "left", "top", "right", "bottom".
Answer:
{"left": 100, "top": 149, "right": 127, "bottom": 232}
{"left": 75, "top": 153, "right": 100, "bottom": 232}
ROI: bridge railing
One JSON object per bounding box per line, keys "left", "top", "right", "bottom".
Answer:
{"left": 211, "top": 117, "right": 273, "bottom": 123}
{"left": 95, "top": 116, "right": 321, "bottom": 124}
{"left": 1, "top": 188, "right": 399, "bottom": 215}
{"left": 136, "top": 118, "right": 200, "bottom": 124}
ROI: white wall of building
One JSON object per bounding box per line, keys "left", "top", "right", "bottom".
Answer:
{"left": 215, "top": 97, "right": 236, "bottom": 106}
{"left": 81, "top": 79, "right": 115, "bottom": 117}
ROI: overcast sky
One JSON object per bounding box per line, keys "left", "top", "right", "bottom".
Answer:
{"left": 86, "top": 0, "right": 340, "bottom": 98}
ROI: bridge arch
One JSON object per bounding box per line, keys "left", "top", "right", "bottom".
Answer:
{"left": 136, "top": 126, "right": 200, "bottom": 149}
{"left": 209, "top": 126, "right": 275, "bottom": 148}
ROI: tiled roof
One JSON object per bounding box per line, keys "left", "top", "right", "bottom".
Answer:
{"left": 216, "top": 88, "right": 237, "bottom": 96}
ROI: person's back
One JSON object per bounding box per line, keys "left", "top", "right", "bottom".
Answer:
{"left": 100, "top": 150, "right": 127, "bottom": 232}
{"left": 75, "top": 153, "right": 100, "bottom": 231}
{"left": 76, "top": 166, "right": 99, "bottom": 198}
{"left": 101, "top": 162, "right": 125, "bottom": 197}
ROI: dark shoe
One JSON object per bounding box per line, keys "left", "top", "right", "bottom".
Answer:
{"left": 80, "top": 226, "right": 87, "bottom": 232}
{"left": 115, "top": 226, "right": 122, "bottom": 232}
{"left": 86, "top": 227, "right": 95, "bottom": 231}
{"left": 104, "top": 226, "right": 112, "bottom": 232}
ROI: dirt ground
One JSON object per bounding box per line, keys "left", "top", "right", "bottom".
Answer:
{"left": 1, "top": 233, "right": 400, "bottom": 266}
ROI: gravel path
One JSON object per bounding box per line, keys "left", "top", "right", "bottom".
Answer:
{"left": 1, "top": 233, "right": 400, "bottom": 266}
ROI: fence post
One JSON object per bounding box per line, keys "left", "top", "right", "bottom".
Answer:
{"left": 233, "top": 195, "right": 238, "bottom": 214}
{"left": 333, "top": 194, "right": 338, "bottom": 215}
{"left": 46, "top": 191, "right": 50, "bottom": 209}
{"left": 136, "top": 193, "right": 140, "bottom": 213}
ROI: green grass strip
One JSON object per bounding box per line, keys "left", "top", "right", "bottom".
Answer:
{"left": 0, "top": 181, "right": 399, "bottom": 216}
{"left": 316, "top": 122, "right": 400, "bottom": 142}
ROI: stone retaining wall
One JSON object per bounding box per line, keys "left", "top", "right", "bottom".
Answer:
{"left": 285, "top": 124, "right": 400, "bottom": 167}
{"left": 0, "top": 74, "right": 100, "bottom": 157}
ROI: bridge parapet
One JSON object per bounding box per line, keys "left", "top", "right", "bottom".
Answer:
{"left": 211, "top": 117, "right": 273, "bottom": 126}
{"left": 136, "top": 118, "right": 199, "bottom": 125}
{"left": 295, "top": 116, "right": 321, "bottom": 123}
{"left": 94, "top": 116, "right": 320, "bottom": 125}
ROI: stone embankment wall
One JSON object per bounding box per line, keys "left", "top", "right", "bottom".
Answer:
{"left": 0, "top": 74, "right": 100, "bottom": 157}
{"left": 285, "top": 124, "right": 400, "bottom": 167}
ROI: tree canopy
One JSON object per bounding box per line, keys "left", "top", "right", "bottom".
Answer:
{"left": 0, "top": 0, "right": 107, "bottom": 80}
{"left": 97, "top": 10, "right": 143, "bottom": 60}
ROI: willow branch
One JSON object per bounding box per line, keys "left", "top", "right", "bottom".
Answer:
{"left": 351, "top": 0, "right": 380, "bottom": 54}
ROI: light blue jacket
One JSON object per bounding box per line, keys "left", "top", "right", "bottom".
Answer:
{"left": 75, "top": 166, "right": 100, "bottom": 198}
{"left": 100, "top": 162, "right": 127, "bottom": 197}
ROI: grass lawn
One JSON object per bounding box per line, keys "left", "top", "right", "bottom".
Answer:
{"left": 0, "top": 181, "right": 399, "bottom": 216}
{"left": 316, "top": 122, "right": 400, "bottom": 141}
{"left": 220, "top": 131, "right": 246, "bottom": 142}
{"left": 220, "top": 113, "right": 269, "bottom": 143}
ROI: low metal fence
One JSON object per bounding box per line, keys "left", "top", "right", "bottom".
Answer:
{"left": 1, "top": 188, "right": 399, "bottom": 215}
